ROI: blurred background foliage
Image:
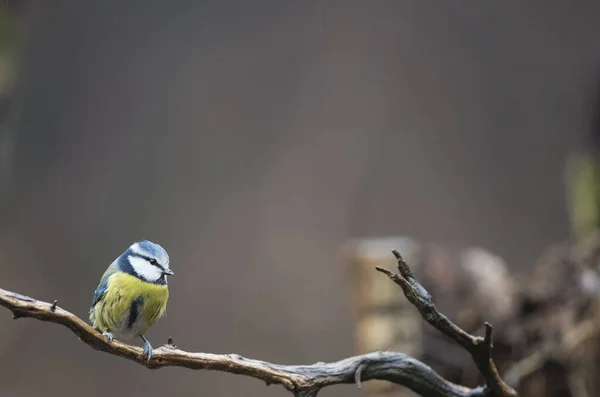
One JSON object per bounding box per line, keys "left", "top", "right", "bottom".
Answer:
{"left": 0, "top": 1, "right": 25, "bottom": 202}
{"left": 0, "top": 7, "right": 17, "bottom": 79}
{"left": 0, "top": 1, "right": 25, "bottom": 93}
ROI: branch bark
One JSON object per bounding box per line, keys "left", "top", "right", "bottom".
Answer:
{"left": 0, "top": 250, "right": 516, "bottom": 397}
{"left": 375, "top": 250, "right": 518, "bottom": 397}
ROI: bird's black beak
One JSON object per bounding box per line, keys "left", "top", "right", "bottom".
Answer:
{"left": 163, "top": 269, "right": 175, "bottom": 276}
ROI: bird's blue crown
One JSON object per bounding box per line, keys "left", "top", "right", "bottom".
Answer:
{"left": 131, "top": 240, "right": 169, "bottom": 264}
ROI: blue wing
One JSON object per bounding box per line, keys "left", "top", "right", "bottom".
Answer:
{"left": 90, "top": 262, "right": 119, "bottom": 310}
{"left": 91, "top": 279, "right": 109, "bottom": 309}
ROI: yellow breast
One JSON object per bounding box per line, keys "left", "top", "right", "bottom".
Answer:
{"left": 91, "top": 272, "right": 169, "bottom": 338}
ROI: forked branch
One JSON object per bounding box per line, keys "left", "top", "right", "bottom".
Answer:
{"left": 0, "top": 250, "right": 517, "bottom": 397}
{"left": 376, "top": 250, "right": 518, "bottom": 397}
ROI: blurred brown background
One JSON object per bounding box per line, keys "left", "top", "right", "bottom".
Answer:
{"left": 1, "top": 1, "right": 600, "bottom": 396}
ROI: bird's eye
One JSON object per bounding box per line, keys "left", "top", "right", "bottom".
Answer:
{"left": 149, "top": 259, "right": 158, "bottom": 266}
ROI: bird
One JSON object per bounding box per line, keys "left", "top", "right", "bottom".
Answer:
{"left": 89, "top": 240, "right": 174, "bottom": 361}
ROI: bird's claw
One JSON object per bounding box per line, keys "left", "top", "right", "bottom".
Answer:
{"left": 102, "top": 332, "right": 114, "bottom": 342}
{"left": 142, "top": 339, "right": 153, "bottom": 362}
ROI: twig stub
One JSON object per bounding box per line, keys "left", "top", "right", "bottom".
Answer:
{"left": 167, "top": 336, "right": 177, "bottom": 349}
{"left": 355, "top": 362, "right": 366, "bottom": 389}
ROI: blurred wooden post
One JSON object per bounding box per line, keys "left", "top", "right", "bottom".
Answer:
{"left": 344, "top": 237, "right": 424, "bottom": 397}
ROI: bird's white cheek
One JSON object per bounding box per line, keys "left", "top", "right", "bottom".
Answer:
{"left": 128, "top": 256, "right": 162, "bottom": 282}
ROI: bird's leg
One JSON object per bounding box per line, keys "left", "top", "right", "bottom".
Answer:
{"left": 140, "top": 335, "right": 153, "bottom": 362}
{"left": 102, "top": 331, "right": 114, "bottom": 342}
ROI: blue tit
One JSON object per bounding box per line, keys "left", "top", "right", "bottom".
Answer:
{"left": 89, "top": 240, "right": 174, "bottom": 361}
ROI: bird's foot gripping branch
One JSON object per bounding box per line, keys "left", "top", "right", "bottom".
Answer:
{"left": 0, "top": 250, "right": 518, "bottom": 397}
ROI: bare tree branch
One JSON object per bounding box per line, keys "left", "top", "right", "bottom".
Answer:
{"left": 375, "top": 250, "right": 518, "bottom": 397}
{"left": 0, "top": 250, "right": 516, "bottom": 397}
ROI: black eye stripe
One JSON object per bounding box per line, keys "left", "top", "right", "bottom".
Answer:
{"left": 131, "top": 253, "right": 162, "bottom": 269}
